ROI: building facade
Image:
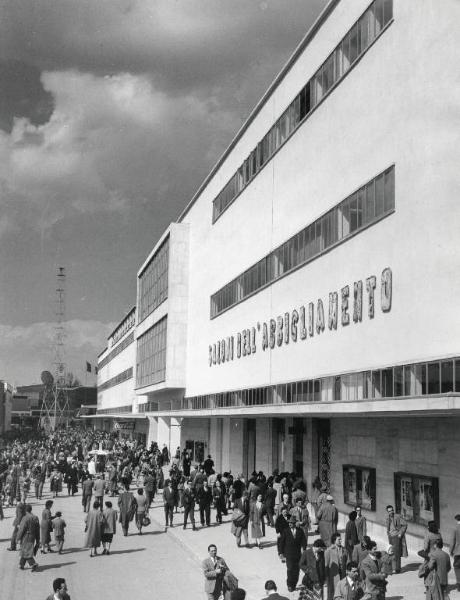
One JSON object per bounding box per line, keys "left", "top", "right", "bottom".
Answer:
{"left": 97, "top": 0, "right": 460, "bottom": 550}
{"left": 0, "top": 381, "right": 13, "bottom": 434}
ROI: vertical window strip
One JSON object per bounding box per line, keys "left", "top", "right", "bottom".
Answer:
{"left": 136, "top": 316, "right": 168, "bottom": 388}
{"left": 210, "top": 165, "right": 394, "bottom": 318}
{"left": 212, "top": 0, "right": 393, "bottom": 223}
{"left": 138, "top": 237, "right": 170, "bottom": 322}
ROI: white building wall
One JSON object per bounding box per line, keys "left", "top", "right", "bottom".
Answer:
{"left": 97, "top": 336, "right": 136, "bottom": 411}
{"left": 182, "top": 0, "right": 460, "bottom": 397}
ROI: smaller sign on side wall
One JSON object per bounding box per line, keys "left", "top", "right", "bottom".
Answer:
{"left": 114, "top": 421, "right": 135, "bottom": 431}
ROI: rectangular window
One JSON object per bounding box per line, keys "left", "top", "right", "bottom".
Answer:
{"left": 138, "top": 237, "right": 169, "bottom": 322}
{"left": 394, "top": 366, "right": 403, "bottom": 396}
{"left": 136, "top": 316, "right": 167, "bottom": 388}
{"left": 441, "top": 360, "right": 454, "bottom": 393}
{"left": 427, "top": 362, "right": 440, "bottom": 395}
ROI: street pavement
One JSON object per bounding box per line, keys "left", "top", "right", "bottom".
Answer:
{"left": 1, "top": 484, "right": 459, "bottom": 600}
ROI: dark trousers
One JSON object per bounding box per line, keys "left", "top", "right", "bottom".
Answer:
{"left": 265, "top": 505, "right": 275, "bottom": 527}
{"left": 454, "top": 555, "right": 460, "bottom": 584}
{"left": 164, "top": 504, "right": 174, "bottom": 525}
{"left": 19, "top": 556, "right": 37, "bottom": 568}
{"left": 83, "top": 495, "right": 92, "bottom": 512}
{"left": 183, "top": 505, "right": 195, "bottom": 527}
{"left": 200, "top": 504, "right": 211, "bottom": 526}
{"left": 146, "top": 490, "right": 153, "bottom": 506}
{"left": 286, "top": 559, "right": 300, "bottom": 591}
{"left": 10, "top": 525, "right": 19, "bottom": 550}
{"left": 388, "top": 535, "right": 402, "bottom": 572}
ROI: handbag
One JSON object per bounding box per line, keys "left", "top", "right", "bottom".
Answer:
{"left": 232, "top": 508, "right": 247, "bottom": 527}
{"left": 142, "top": 515, "right": 151, "bottom": 527}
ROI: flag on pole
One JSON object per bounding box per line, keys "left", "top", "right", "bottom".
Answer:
{"left": 86, "top": 361, "right": 92, "bottom": 373}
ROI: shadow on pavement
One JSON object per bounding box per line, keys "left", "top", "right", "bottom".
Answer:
{"left": 133, "top": 531, "right": 164, "bottom": 536}
{"left": 109, "top": 548, "right": 146, "bottom": 555}
{"left": 37, "top": 561, "right": 76, "bottom": 572}
{"left": 386, "top": 596, "right": 403, "bottom": 600}
{"left": 400, "top": 562, "right": 421, "bottom": 573}
{"left": 0, "top": 538, "right": 12, "bottom": 542}
{"left": 61, "top": 547, "right": 88, "bottom": 553}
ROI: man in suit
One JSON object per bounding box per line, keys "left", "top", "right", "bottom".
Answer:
{"left": 429, "top": 539, "right": 451, "bottom": 595}
{"left": 197, "top": 481, "right": 213, "bottom": 527}
{"left": 93, "top": 474, "right": 105, "bottom": 509}
{"left": 279, "top": 515, "right": 307, "bottom": 592}
{"left": 16, "top": 504, "right": 40, "bottom": 572}
{"left": 45, "top": 578, "right": 71, "bottom": 600}
{"left": 163, "top": 479, "right": 176, "bottom": 528}
{"left": 143, "top": 471, "right": 156, "bottom": 507}
{"left": 450, "top": 513, "right": 460, "bottom": 591}
{"left": 325, "top": 533, "right": 347, "bottom": 600}
{"left": 384, "top": 505, "right": 407, "bottom": 573}
{"left": 260, "top": 579, "right": 289, "bottom": 600}
{"left": 202, "top": 544, "right": 229, "bottom": 600}
{"left": 333, "top": 561, "right": 363, "bottom": 600}
{"left": 81, "top": 475, "right": 93, "bottom": 513}
{"left": 360, "top": 541, "right": 387, "bottom": 600}
{"left": 264, "top": 481, "right": 277, "bottom": 527}
{"left": 317, "top": 495, "right": 338, "bottom": 546}
{"left": 183, "top": 479, "right": 197, "bottom": 530}
{"left": 299, "top": 538, "right": 327, "bottom": 596}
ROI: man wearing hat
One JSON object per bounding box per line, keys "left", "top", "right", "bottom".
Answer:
{"left": 279, "top": 514, "right": 307, "bottom": 591}
{"left": 317, "top": 494, "right": 338, "bottom": 545}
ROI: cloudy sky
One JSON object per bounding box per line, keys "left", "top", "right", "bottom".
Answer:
{"left": 0, "top": 0, "right": 326, "bottom": 386}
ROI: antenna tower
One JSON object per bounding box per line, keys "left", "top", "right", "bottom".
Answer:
{"left": 40, "top": 266, "right": 70, "bottom": 430}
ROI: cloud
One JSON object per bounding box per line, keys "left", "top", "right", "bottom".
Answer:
{"left": 0, "top": 319, "right": 115, "bottom": 385}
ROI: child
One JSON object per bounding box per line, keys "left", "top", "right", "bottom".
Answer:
{"left": 52, "top": 511, "right": 67, "bottom": 554}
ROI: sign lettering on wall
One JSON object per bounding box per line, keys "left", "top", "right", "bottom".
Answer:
{"left": 208, "top": 268, "right": 392, "bottom": 367}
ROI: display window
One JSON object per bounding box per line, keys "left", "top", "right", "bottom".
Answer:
{"left": 343, "top": 465, "right": 376, "bottom": 511}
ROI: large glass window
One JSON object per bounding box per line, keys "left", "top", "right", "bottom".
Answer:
{"left": 212, "top": 0, "right": 393, "bottom": 222}
{"left": 211, "top": 166, "right": 395, "bottom": 318}
{"left": 136, "top": 317, "right": 167, "bottom": 387}
{"left": 138, "top": 237, "right": 169, "bottom": 322}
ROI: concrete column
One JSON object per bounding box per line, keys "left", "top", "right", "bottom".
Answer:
{"left": 147, "top": 416, "right": 158, "bottom": 446}
{"left": 303, "top": 418, "right": 315, "bottom": 496}
{"left": 157, "top": 417, "right": 171, "bottom": 449}
{"left": 228, "top": 418, "right": 244, "bottom": 475}
{"left": 169, "top": 417, "right": 182, "bottom": 457}
{"left": 284, "top": 417, "right": 294, "bottom": 472}
{"left": 256, "top": 418, "right": 271, "bottom": 475}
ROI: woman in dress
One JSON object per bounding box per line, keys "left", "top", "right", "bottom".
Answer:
{"left": 249, "top": 493, "right": 266, "bottom": 549}
{"left": 40, "top": 500, "right": 54, "bottom": 553}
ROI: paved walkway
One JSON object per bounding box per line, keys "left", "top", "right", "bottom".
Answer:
{"left": 1, "top": 484, "right": 459, "bottom": 600}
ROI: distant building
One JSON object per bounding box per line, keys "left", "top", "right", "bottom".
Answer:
{"left": 0, "top": 381, "right": 13, "bottom": 434}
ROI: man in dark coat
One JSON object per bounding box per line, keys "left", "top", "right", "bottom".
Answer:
{"left": 261, "top": 580, "right": 289, "bottom": 600}
{"left": 16, "top": 504, "right": 39, "bottom": 571}
{"left": 299, "top": 538, "right": 327, "bottom": 594}
{"left": 143, "top": 471, "right": 156, "bottom": 507}
{"left": 344, "top": 511, "right": 359, "bottom": 561}
{"left": 81, "top": 475, "right": 93, "bottom": 513}
{"left": 182, "top": 480, "right": 196, "bottom": 530}
{"left": 163, "top": 479, "right": 176, "bottom": 528}
{"left": 203, "top": 455, "right": 215, "bottom": 476}
{"left": 279, "top": 515, "right": 307, "bottom": 592}
{"left": 197, "top": 481, "right": 213, "bottom": 527}
{"left": 429, "top": 539, "right": 451, "bottom": 595}
{"left": 8, "top": 501, "right": 25, "bottom": 551}
{"left": 264, "top": 481, "right": 277, "bottom": 527}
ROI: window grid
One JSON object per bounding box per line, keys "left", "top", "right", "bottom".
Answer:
{"left": 98, "top": 332, "right": 134, "bottom": 371}
{"left": 212, "top": 0, "right": 393, "bottom": 223}
{"left": 98, "top": 368, "right": 133, "bottom": 393}
{"left": 96, "top": 405, "right": 133, "bottom": 414}
{"left": 136, "top": 316, "right": 167, "bottom": 388}
{"left": 211, "top": 165, "right": 394, "bottom": 318}
{"left": 180, "top": 356, "right": 460, "bottom": 412}
{"left": 138, "top": 237, "right": 169, "bottom": 323}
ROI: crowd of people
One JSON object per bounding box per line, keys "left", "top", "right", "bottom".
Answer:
{"left": 1, "top": 428, "right": 459, "bottom": 600}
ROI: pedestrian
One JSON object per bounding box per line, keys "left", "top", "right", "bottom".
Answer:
{"left": 135, "top": 488, "right": 148, "bottom": 535}
{"left": 428, "top": 539, "right": 451, "bottom": 597}
{"left": 290, "top": 496, "right": 310, "bottom": 547}
{"left": 344, "top": 511, "right": 359, "bottom": 561}
{"left": 49, "top": 468, "right": 62, "bottom": 498}
{"left": 183, "top": 479, "right": 197, "bottom": 530}
{"left": 232, "top": 490, "right": 250, "bottom": 548}
{"left": 384, "top": 504, "right": 407, "bottom": 574}
{"left": 264, "top": 480, "right": 277, "bottom": 527}
{"left": 198, "top": 481, "right": 213, "bottom": 527}
{"left": 102, "top": 500, "right": 117, "bottom": 555}
{"left": 202, "top": 543, "right": 229, "bottom": 600}
{"left": 261, "top": 580, "right": 289, "bottom": 600}
{"left": 16, "top": 504, "right": 39, "bottom": 572}
{"left": 275, "top": 506, "right": 290, "bottom": 560}
{"left": 81, "top": 474, "right": 94, "bottom": 513}
{"left": 163, "top": 478, "right": 176, "bottom": 529}
{"left": 325, "top": 533, "right": 347, "bottom": 600}
{"left": 213, "top": 480, "right": 226, "bottom": 524}
{"left": 250, "top": 493, "right": 265, "bottom": 549}
{"left": 143, "top": 470, "right": 155, "bottom": 507}
{"left": 279, "top": 514, "right": 307, "bottom": 592}
{"left": 361, "top": 541, "right": 388, "bottom": 600}
{"left": 118, "top": 483, "right": 136, "bottom": 536}
{"left": 7, "top": 500, "right": 25, "bottom": 551}
{"left": 352, "top": 535, "right": 371, "bottom": 581}
{"left": 45, "top": 578, "right": 71, "bottom": 600}
{"left": 299, "top": 538, "right": 327, "bottom": 598}
{"left": 355, "top": 506, "right": 367, "bottom": 542}
{"left": 333, "top": 561, "right": 362, "bottom": 600}
{"left": 204, "top": 455, "right": 215, "bottom": 476}
{"left": 424, "top": 521, "right": 443, "bottom": 554}
{"left": 317, "top": 495, "right": 338, "bottom": 546}
{"left": 450, "top": 513, "right": 460, "bottom": 592}
{"left": 94, "top": 473, "right": 105, "bottom": 507}
{"left": 84, "top": 500, "right": 105, "bottom": 557}
{"left": 40, "top": 500, "right": 54, "bottom": 553}
{"left": 229, "top": 589, "right": 246, "bottom": 600}
{"left": 52, "top": 511, "right": 66, "bottom": 554}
